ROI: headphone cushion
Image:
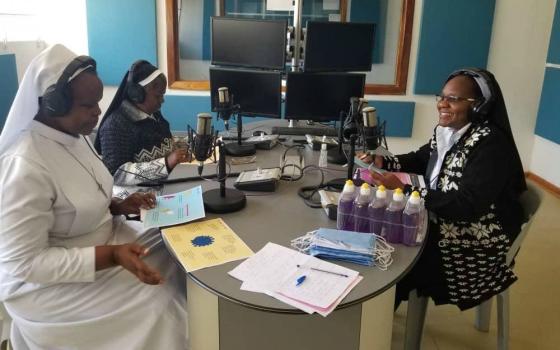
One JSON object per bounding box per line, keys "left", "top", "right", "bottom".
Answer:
{"left": 42, "top": 84, "right": 72, "bottom": 117}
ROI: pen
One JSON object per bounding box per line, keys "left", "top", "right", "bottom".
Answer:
{"left": 296, "top": 264, "right": 349, "bottom": 278}
{"left": 295, "top": 275, "right": 306, "bottom": 286}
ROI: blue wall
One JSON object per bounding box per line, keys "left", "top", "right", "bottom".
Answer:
{"left": 414, "top": 0, "right": 496, "bottom": 94}
{"left": 86, "top": 0, "right": 158, "bottom": 85}
{"left": 535, "top": 1, "right": 560, "bottom": 145}
{"left": 161, "top": 94, "right": 415, "bottom": 137}
{"left": 0, "top": 54, "right": 18, "bottom": 131}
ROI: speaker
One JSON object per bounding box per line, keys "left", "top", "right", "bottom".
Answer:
{"left": 41, "top": 55, "right": 96, "bottom": 117}
{"left": 447, "top": 68, "right": 496, "bottom": 117}
{"left": 126, "top": 60, "right": 150, "bottom": 104}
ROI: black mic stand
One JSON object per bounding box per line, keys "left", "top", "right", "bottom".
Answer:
{"left": 203, "top": 140, "right": 247, "bottom": 213}
{"left": 215, "top": 94, "right": 256, "bottom": 157}
{"left": 327, "top": 110, "right": 348, "bottom": 165}
{"left": 224, "top": 112, "right": 256, "bottom": 157}
{"left": 327, "top": 135, "right": 357, "bottom": 191}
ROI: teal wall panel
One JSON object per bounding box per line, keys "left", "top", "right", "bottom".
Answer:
{"left": 547, "top": 1, "right": 560, "bottom": 64}
{"left": 161, "top": 94, "right": 415, "bottom": 137}
{"left": 535, "top": 67, "right": 560, "bottom": 145}
{"left": 414, "top": 0, "right": 496, "bottom": 94}
{"left": 86, "top": 0, "right": 157, "bottom": 85}
{"left": 0, "top": 54, "right": 18, "bottom": 131}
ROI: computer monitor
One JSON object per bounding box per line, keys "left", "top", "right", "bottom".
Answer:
{"left": 285, "top": 72, "right": 366, "bottom": 122}
{"left": 211, "top": 17, "right": 287, "bottom": 70}
{"left": 303, "top": 21, "right": 375, "bottom": 72}
{"left": 210, "top": 67, "right": 282, "bottom": 118}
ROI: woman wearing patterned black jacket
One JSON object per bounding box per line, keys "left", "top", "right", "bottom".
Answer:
{"left": 363, "top": 68, "right": 527, "bottom": 310}
{"left": 94, "top": 60, "right": 189, "bottom": 198}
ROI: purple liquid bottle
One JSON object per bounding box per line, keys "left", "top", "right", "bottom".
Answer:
{"left": 353, "top": 183, "right": 373, "bottom": 233}
{"left": 337, "top": 180, "right": 356, "bottom": 231}
{"left": 368, "top": 185, "right": 388, "bottom": 235}
{"left": 381, "top": 188, "right": 406, "bottom": 243}
{"left": 402, "top": 191, "right": 422, "bottom": 246}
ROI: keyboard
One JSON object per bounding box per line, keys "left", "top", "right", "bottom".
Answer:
{"left": 271, "top": 126, "right": 338, "bottom": 137}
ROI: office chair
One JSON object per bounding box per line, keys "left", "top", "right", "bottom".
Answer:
{"left": 404, "top": 182, "right": 543, "bottom": 350}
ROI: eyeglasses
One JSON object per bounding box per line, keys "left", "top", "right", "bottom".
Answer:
{"left": 435, "top": 95, "right": 478, "bottom": 103}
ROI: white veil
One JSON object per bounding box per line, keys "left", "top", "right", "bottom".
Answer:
{"left": 0, "top": 44, "right": 77, "bottom": 155}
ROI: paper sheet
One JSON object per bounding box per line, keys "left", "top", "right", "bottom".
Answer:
{"left": 162, "top": 218, "right": 253, "bottom": 272}
{"left": 229, "top": 243, "right": 361, "bottom": 315}
{"left": 141, "top": 186, "right": 205, "bottom": 228}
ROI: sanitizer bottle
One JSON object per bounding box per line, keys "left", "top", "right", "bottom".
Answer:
{"left": 353, "top": 183, "right": 373, "bottom": 233}
{"left": 402, "top": 191, "right": 423, "bottom": 246}
{"left": 382, "top": 188, "right": 406, "bottom": 243}
{"left": 337, "top": 180, "right": 356, "bottom": 231}
{"left": 368, "top": 185, "right": 387, "bottom": 235}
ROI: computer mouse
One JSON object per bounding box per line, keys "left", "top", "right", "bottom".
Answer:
{"left": 252, "top": 130, "right": 267, "bottom": 136}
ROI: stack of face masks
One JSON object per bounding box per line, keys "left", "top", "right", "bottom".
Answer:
{"left": 291, "top": 228, "right": 394, "bottom": 270}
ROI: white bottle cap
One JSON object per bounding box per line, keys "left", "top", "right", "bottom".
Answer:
{"left": 393, "top": 188, "right": 405, "bottom": 201}
{"left": 321, "top": 143, "right": 327, "bottom": 150}
{"left": 343, "top": 180, "right": 355, "bottom": 193}
{"left": 408, "top": 191, "right": 421, "bottom": 205}
{"left": 376, "top": 185, "right": 387, "bottom": 199}
{"left": 359, "top": 183, "right": 371, "bottom": 196}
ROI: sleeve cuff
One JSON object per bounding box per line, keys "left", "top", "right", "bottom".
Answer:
{"left": 81, "top": 246, "right": 96, "bottom": 282}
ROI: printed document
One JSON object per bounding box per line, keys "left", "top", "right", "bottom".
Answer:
{"left": 162, "top": 218, "right": 253, "bottom": 272}
{"left": 141, "top": 186, "right": 205, "bottom": 228}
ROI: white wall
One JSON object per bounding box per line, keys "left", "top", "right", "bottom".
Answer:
{"left": 486, "top": 0, "right": 557, "bottom": 172}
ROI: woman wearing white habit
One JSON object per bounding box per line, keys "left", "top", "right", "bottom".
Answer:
{"left": 0, "top": 45, "right": 187, "bottom": 349}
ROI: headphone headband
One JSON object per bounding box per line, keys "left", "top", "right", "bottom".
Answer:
{"left": 126, "top": 60, "right": 151, "bottom": 103}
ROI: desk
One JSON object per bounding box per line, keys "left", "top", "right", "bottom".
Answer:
{"left": 163, "top": 120, "right": 423, "bottom": 350}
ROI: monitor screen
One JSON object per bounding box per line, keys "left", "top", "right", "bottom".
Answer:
{"left": 285, "top": 72, "right": 366, "bottom": 121}
{"left": 210, "top": 67, "right": 282, "bottom": 118}
{"left": 303, "top": 21, "right": 375, "bottom": 72}
{"left": 211, "top": 17, "right": 287, "bottom": 70}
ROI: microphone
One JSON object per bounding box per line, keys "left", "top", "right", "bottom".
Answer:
{"left": 362, "top": 106, "right": 380, "bottom": 151}
{"left": 217, "top": 87, "right": 234, "bottom": 130}
{"left": 193, "top": 113, "right": 215, "bottom": 176}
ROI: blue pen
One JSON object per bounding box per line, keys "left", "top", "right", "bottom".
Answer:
{"left": 295, "top": 275, "right": 306, "bottom": 286}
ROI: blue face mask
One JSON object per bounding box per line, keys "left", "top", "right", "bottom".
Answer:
{"left": 291, "top": 228, "right": 395, "bottom": 270}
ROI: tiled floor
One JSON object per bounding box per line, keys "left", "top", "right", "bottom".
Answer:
{"left": 391, "top": 180, "right": 560, "bottom": 350}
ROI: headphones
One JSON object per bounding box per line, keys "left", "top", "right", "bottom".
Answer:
{"left": 446, "top": 68, "right": 496, "bottom": 118}
{"left": 126, "top": 60, "right": 150, "bottom": 104}
{"left": 41, "top": 55, "right": 97, "bottom": 117}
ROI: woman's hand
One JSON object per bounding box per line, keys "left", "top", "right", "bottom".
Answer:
{"left": 111, "top": 192, "right": 156, "bottom": 216}
{"left": 357, "top": 152, "right": 384, "bottom": 168}
{"left": 166, "top": 148, "right": 191, "bottom": 170}
{"left": 369, "top": 171, "right": 405, "bottom": 190}
{"left": 113, "top": 244, "right": 163, "bottom": 285}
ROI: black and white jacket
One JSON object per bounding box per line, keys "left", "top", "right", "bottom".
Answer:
{"left": 384, "top": 120, "right": 523, "bottom": 310}
{"left": 96, "top": 100, "right": 174, "bottom": 197}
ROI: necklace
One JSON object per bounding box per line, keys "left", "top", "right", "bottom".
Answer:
{"left": 63, "top": 142, "right": 109, "bottom": 199}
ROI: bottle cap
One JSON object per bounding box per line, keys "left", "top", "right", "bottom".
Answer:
{"left": 409, "top": 191, "right": 421, "bottom": 205}
{"left": 321, "top": 143, "right": 327, "bottom": 150}
{"left": 343, "top": 180, "right": 355, "bottom": 193}
{"left": 393, "top": 188, "right": 405, "bottom": 201}
{"left": 359, "top": 183, "right": 371, "bottom": 196}
{"left": 376, "top": 185, "right": 387, "bottom": 199}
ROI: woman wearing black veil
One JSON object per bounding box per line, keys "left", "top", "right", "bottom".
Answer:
{"left": 363, "top": 68, "right": 527, "bottom": 310}
{"left": 95, "top": 60, "right": 189, "bottom": 197}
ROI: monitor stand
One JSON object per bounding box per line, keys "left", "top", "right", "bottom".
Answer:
{"left": 224, "top": 114, "right": 256, "bottom": 157}
{"left": 327, "top": 111, "right": 347, "bottom": 165}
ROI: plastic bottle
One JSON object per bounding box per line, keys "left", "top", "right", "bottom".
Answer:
{"left": 381, "top": 188, "right": 406, "bottom": 243}
{"left": 402, "top": 191, "right": 423, "bottom": 246}
{"left": 337, "top": 180, "right": 356, "bottom": 231}
{"left": 368, "top": 185, "right": 388, "bottom": 235}
{"left": 318, "top": 142, "right": 328, "bottom": 168}
{"left": 353, "top": 183, "right": 373, "bottom": 233}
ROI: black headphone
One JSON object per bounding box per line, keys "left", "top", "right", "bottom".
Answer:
{"left": 446, "top": 68, "right": 496, "bottom": 117}
{"left": 126, "top": 60, "right": 150, "bottom": 104}
{"left": 41, "top": 55, "right": 96, "bottom": 117}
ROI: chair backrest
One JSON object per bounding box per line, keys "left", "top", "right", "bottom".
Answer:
{"left": 506, "top": 182, "right": 543, "bottom": 265}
